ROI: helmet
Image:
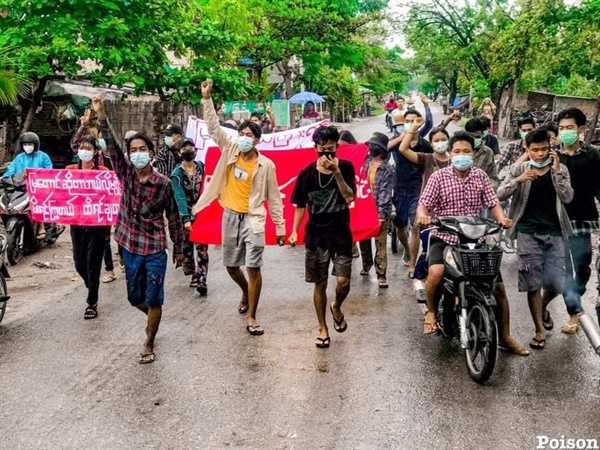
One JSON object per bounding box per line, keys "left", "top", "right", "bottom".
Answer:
{"left": 19, "top": 132, "right": 40, "bottom": 152}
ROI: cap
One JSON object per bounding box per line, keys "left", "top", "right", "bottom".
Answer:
{"left": 176, "top": 138, "right": 196, "bottom": 149}
{"left": 162, "top": 123, "right": 184, "bottom": 136}
{"left": 124, "top": 130, "right": 137, "bottom": 141}
{"left": 366, "top": 132, "right": 389, "bottom": 154}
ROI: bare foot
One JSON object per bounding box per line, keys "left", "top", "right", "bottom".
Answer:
{"left": 500, "top": 336, "right": 530, "bottom": 356}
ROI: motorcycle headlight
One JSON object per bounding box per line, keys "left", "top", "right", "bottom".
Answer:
{"left": 459, "top": 223, "right": 487, "bottom": 240}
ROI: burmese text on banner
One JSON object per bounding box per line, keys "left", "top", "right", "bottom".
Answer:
{"left": 26, "top": 169, "right": 122, "bottom": 226}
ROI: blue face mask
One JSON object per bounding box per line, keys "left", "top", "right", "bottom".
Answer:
{"left": 529, "top": 158, "right": 552, "bottom": 169}
{"left": 394, "top": 124, "right": 405, "bottom": 134}
{"left": 97, "top": 138, "right": 107, "bottom": 150}
{"left": 451, "top": 155, "right": 473, "bottom": 171}
{"left": 130, "top": 151, "right": 150, "bottom": 169}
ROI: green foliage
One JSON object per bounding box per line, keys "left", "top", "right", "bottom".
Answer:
{"left": 0, "top": 48, "right": 30, "bottom": 106}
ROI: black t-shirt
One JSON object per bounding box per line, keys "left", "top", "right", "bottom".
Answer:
{"left": 390, "top": 136, "right": 433, "bottom": 196}
{"left": 517, "top": 170, "right": 561, "bottom": 236}
{"left": 291, "top": 160, "right": 357, "bottom": 253}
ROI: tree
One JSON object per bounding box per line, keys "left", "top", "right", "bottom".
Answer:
{"left": 0, "top": 48, "right": 29, "bottom": 106}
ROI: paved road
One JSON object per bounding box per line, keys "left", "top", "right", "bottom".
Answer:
{"left": 1, "top": 106, "right": 599, "bottom": 450}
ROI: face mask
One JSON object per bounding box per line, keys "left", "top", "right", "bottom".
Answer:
{"left": 23, "top": 144, "right": 35, "bottom": 154}
{"left": 369, "top": 146, "right": 381, "bottom": 158}
{"left": 451, "top": 155, "right": 473, "bottom": 171}
{"left": 559, "top": 130, "right": 579, "bottom": 146}
{"left": 405, "top": 123, "right": 414, "bottom": 132}
{"left": 181, "top": 149, "right": 195, "bottom": 162}
{"left": 318, "top": 151, "right": 336, "bottom": 160}
{"left": 237, "top": 136, "right": 255, "bottom": 153}
{"left": 97, "top": 139, "right": 107, "bottom": 150}
{"left": 433, "top": 141, "right": 449, "bottom": 153}
{"left": 165, "top": 136, "right": 174, "bottom": 148}
{"left": 130, "top": 152, "right": 150, "bottom": 169}
{"left": 520, "top": 131, "right": 530, "bottom": 140}
{"left": 483, "top": 130, "right": 489, "bottom": 138}
{"left": 529, "top": 158, "right": 552, "bottom": 169}
{"left": 78, "top": 150, "right": 94, "bottom": 163}
{"left": 474, "top": 138, "right": 482, "bottom": 149}
{"left": 394, "top": 125, "right": 405, "bottom": 134}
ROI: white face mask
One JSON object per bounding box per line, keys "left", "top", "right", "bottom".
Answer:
{"left": 433, "top": 141, "right": 449, "bottom": 153}
{"left": 78, "top": 150, "right": 94, "bottom": 163}
{"left": 23, "top": 144, "right": 35, "bottom": 154}
{"left": 165, "top": 136, "right": 174, "bottom": 148}
{"left": 237, "top": 136, "right": 255, "bottom": 153}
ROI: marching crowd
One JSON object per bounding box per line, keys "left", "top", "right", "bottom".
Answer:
{"left": 4, "top": 81, "right": 600, "bottom": 363}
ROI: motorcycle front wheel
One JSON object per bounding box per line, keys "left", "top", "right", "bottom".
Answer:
{"left": 464, "top": 303, "right": 498, "bottom": 384}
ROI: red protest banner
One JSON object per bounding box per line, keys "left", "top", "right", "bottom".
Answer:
{"left": 190, "top": 143, "right": 381, "bottom": 245}
{"left": 26, "top": 169, "right": 122, "bottom": 226}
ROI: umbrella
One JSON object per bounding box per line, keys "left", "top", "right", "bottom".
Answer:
{"left": 288, "top": 92, "right": 325, "bottom": 104}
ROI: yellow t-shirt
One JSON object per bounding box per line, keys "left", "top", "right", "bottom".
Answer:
{"left": 221, "top": 156, "right": 258, "bottom": 213}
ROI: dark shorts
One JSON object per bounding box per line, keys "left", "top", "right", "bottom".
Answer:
{"left": 305, "top": 247, "right": 352, "bottom": 283}
{"left": 393, "top": 193, "right": 419, "bottom": 229}
{"left": 122, "top": 249, "right": 168, "bottom": 307}
{"left": 517, "top": 232, "right": 565, "bottom": 293}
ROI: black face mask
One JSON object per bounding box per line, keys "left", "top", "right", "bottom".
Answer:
{"left": 181, "top": 150, "right": 195, "bottom": 162}
{"left": 318, "top": 151, "right": 336, "bottom": 160}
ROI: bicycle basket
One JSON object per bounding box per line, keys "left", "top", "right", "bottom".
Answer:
{"left": 458, "top": 246, "right": 503, "bottom": 277}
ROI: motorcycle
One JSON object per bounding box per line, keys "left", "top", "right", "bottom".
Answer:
{"left": 427, "top": 216, "right": 503, "bottom": 384}
{"left": 0, "top": 232, "right": 10, "bottom": 324}
{"left": 0, "top": 175, "right": 64, "bottom": 265}
{"left": 385, "top": 108, "right": 395, "bottom": 132}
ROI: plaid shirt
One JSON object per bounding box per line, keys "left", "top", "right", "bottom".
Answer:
{"left": 154, "top": 146, "right": 180, "bottom": 178}
{"left": 420, "top": 166, "right": 499, "bottom": 244}
{"left": 497, "top": 140, "right": 525, "bottom": 173}
{"left": 365, "top": 156, "right": 395, "bottom": 219}
{"left": 473, "top": 145, "right": 499, "bottom": 188}
{"left": 100, "top": 119, "right": 184, "bottom": 256}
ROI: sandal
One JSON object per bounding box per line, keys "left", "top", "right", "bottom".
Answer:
{"left": 378, "top": 278, "right": 389, "bottom": 289}
{"left": 139, "top": 352, "right": 156, "bottom": 364}
{"left": 246, "top": 324, "right": 264, "bottom": 336}
{"left": 197, "top": 282, "right": 208, "bottom": 296}
{"left": 84, "top": 305, "right": 98, "bottom": 320}
{"left": 330, "top": 304, "right": 347, "bottom": 333}
{"left": 543, "top": 310, "right": 554, "bottom": 331}
{"left": 189, "top": 276, "right": 199, "bottom": 288}
{"left": 561, "top": 322, "right": 579, "bottom": 334}
{"left": 102, "top": 272, "right": 116, "bottom": 283}
{"left": 423, "top": 312, "right": 437, "bottom": 334}
{"left": 315, "top": 336, "right": 331, "bottom": 348}
{"left": 529, "top": 338, "right": 546, "bottom": 349}
{"left": 360, "top": 268, "right": 371, "bottom": 276}
{"left": 238, "top": 301, "right": 249, "bottom": 314}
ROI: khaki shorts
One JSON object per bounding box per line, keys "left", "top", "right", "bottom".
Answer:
{"left": 305, "top": 247, "right": 352, "bottom": 283}
{"left": 222, "top": 210, "right": 265, "bottom": 268}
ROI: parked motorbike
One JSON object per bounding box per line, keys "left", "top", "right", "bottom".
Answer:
{"left": 0, "top": 175, "right": 64, "bottom": 265}
{"left": 427, "top": 216, "right": 504, "bottom": 384}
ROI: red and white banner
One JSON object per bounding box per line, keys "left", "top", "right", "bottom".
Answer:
{"left": 186, "top": 117, "right": 331, "bottom": 163}
{"left": 190, "top": 143, "right": 381, "bottom": 246}
{"left": 26, "top": 169, "right": 122, "bottom": 226}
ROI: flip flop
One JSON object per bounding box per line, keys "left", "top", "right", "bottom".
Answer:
{"left": 423, "top": 312, "right": 437, "bottom": 335}
{"left": 360, "top": 268, "right": 370, "bottom": 276}
{"left": 561, "top": 323, "right": 579, "bottom": 334}
{"left": 246, "top": 324, "right": 264, "bottom": 336}
{"left": 529, "top": 338, "right": 546, "bottom": 350}
{"left": 238, "top": 302, "right": 249, "bottom": 314}
{"left": 330, "top": 304, "right": 347, "bottom": 333}
{"left": 543, "top": 310, "right": 554, "bottom": 331}
{"left": 315, "top": 337, "right": 331, "bottom": 348}
{"left": 139, "top": 352, "right": 156, "bottom": 364}
{"left": 378, "top": 279, "right": 389, "bottom": 289}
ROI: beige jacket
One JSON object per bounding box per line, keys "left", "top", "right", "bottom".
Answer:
{"left": 192, "top": 98, "right": 286, "bottom": 236}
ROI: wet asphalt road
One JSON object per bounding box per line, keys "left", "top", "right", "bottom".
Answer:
{"left": 1, "top": 107, "right": 599, "bottom": 450}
